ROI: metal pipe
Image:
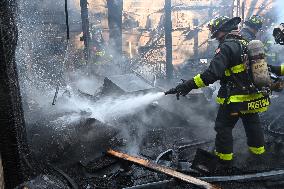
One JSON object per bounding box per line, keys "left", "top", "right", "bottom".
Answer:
{"left": 201, "top": 169, "right": 284, "bottom": 182}
{"left": 124, "top": 169, "right": 284, "bottom": 188}
{"left": 123, "top": 179, "right": 174, "bottom": 189}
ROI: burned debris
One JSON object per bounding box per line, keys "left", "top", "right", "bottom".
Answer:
{"left": 2, "top": 0, "right": 284, "bottom": 189}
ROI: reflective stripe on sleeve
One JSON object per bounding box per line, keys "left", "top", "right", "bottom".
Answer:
{"left": 281, "top": 64, "right": 284, "bottom": 76}
{"left": 193, "top": 74, "right": 206, "bottom": 88}
{"left": 216, "top": 97, "right": 225, "bottom": 104}
{"left": 215, "top": 151, "right": 233, "bottom": 161}
{"left": 249, "top": 146, "right": 265, "bottom": 155}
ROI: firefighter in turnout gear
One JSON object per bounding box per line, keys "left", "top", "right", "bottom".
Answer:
{"left": 240, "top": 15, "right": 277, "bottom": 65}
{"left": 166, "top": 16, "right": 268, "bottom": 164}
{"left": 240, "top": 16, "right": 284, "bottom": 91}
{"left": 264, "top": 40, "right": 278, "bottom": 65}
{"left": 240, "top": 15, "right": 263, "bottom": 42}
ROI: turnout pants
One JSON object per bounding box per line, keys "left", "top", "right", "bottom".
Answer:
{"left": 214, "top": 105, "right": 265, "bottom": 161}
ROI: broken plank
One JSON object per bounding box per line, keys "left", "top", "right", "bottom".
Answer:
{"left": 107, "top": 149, "right": 221, "bottom": 189}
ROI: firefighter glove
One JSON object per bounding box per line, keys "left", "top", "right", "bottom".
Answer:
{"left": 165, "top": 79, "right": 195, "bottom": 100}
{"left": 175, "top": 82, "right": 192, "bottom": 96}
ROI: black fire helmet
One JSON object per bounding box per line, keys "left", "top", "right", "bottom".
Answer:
{"left": 208, "top": 16, "right": 241, "bottom": 39}
{"left": 244, "top": 15, "right": 263, "bottom": 31}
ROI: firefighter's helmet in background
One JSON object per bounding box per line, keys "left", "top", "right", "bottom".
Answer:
{"left": 208, "top": 16, "right": 241, "bottom": 39}
{"left": 244, "top": 15, "right": 263, "bottom": 31}
{"left": 273, "top": 23, "right": 284, "bottom": 45}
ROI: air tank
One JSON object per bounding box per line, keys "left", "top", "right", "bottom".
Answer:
{"left": 247, "top": 40, "right": 272, "bottom": 89}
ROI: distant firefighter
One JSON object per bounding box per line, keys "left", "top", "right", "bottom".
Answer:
{"left": 240, "top": 15, "right": 277, "bottom": 64}
{"left": 240, "top": 15, "right": 284, "bottom": 91}
{"left": 166, "top": 16, "right": 270, "bottom": 169}
{"left": 240, "top": 15, "right": 263, "bottom": 42}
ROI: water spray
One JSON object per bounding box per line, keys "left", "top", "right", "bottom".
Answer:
{"left": 51, "top": 92, "right": 165, "bottom": 126}
{"left": 51, "top": 0, "right": 70, "bottom": 106}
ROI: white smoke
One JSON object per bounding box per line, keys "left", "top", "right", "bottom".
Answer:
{"left": 275, "top": 0, "right": 284, "bottom": 22}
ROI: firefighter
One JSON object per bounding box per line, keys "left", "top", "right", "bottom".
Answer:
{"left": 240, "top": 15, "right": 277, "bottom": 65}
{"left": 264, "top": 39, "right": 278, "bottom": 65}
{"left": 165, "top": 16, "right": 269, "bottom": 165}
{"left": 240, "top": 16, "right": 284, "bottom": 91}
{"left": 240, "top": 15, "right": 263, "bottom": 42}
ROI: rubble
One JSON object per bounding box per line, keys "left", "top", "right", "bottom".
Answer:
{"left": 107, "top": 149, "right": 219, "bottom": 189}
{"left": 1, "top": 0, "right": 284, "bottom": 189}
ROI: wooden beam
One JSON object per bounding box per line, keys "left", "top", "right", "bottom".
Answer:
{"left": 107, "top": 149, "right": 221, "bottom": 189}
{"left": 80, "top": 0, "right": 90, "bottom": 62}
{"left": 164, "top": 0, "right": 173, "bottom": 79}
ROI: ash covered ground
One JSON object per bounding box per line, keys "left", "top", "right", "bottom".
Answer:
{"left": 20, "top": 72, "right": 284, "bottom": 189}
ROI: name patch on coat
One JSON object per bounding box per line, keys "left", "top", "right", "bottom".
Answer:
{"left": 247, "top": 98, "right": 270, "bottom": 110}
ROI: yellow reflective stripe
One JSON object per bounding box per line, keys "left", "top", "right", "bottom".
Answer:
{"left": 240, "top": 39, "right": 249, "bottom": 46}
{"left": 193, "top": 74, "right": 206, "bottom": 88}
{"left": 231, "top": 64, "right": 246, "bottom": 73}
{"left": 215, "top": 20, "right": 220, "bottom": 26}
{"left": 249, "top": 146, "right": 265, "bottom": 155}
{"left": 216, "top": 97, "right": 225, "bottom": 104}
{"left": 225, "top": 64, "right": 246, "bottom": 76}
{"left": 281, "top": 64, "right": 284, "bottom": 76}
{"left": 251, "top": 17, "right": 261, "bottom": 24}
{"left": 215, "top": 151, "right": 233, "bottom": 161}
{"left": 216, "top": 93, "right": 264, "bottom": 104}
{"left": 225, "top": 70, "right": 231, "bottom": 76}
{"left": 96, "top": 51, "right": 105, "bottom": 56}
{"left": 240, "top": 106, "right": 268, "bottom": 114}
{"left": 229, "top": 93, "right": 264, "bottom": 103}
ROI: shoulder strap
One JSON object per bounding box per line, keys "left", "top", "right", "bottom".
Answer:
{"left": 226, "top": 39, "right": 255, "bottom": 92}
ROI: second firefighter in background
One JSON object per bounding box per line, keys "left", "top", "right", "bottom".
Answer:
{"left": 240, "top": 15, "right": 284, "bottom": 88}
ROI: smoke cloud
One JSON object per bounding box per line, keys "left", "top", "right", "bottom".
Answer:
{"left": 275, "top": 0, "right": 284, "bottom": 22}
{"left": 15, "top": 0, "right": 216, "bottom": 160}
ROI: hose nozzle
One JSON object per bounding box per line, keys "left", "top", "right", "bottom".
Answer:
{"left": 164, "top": 88, "right": 177, "bottom": 95}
